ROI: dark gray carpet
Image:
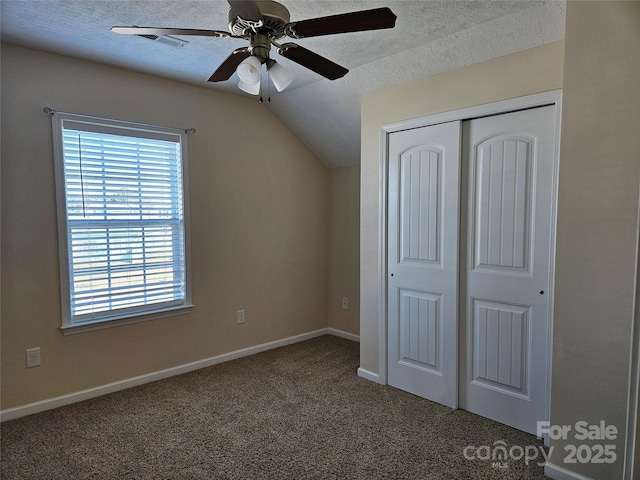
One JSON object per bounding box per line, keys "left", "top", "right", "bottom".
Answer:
{"left": 1, "top": 335, "right": 547, "bottom": 479}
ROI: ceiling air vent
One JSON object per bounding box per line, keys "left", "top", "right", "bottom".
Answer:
{"left": 137, "top": 34, "right": 188, "bottom": 48}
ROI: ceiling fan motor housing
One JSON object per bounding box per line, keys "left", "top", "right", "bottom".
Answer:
{"left": 228, "top": 1, "right": 290, "bottom": 39}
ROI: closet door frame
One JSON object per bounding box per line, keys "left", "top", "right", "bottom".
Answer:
{"left": 376, "top": 91, "right": 563, "bottom": 411}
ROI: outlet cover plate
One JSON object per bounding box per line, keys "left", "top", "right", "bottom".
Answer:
{"left": 26, "top": 347, "right": 41, "bottom": 368}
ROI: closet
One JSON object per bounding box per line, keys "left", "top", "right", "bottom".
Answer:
{"left": 386, "top": 103, "right": 557, "bottom": 435}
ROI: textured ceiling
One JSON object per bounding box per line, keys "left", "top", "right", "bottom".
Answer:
{"left": 0, "top": 0, "right": 565, "bottom": 167}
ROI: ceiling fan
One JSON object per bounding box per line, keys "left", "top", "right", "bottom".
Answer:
{"left": 111, "top": 0, "right": 396, "bottom": 95}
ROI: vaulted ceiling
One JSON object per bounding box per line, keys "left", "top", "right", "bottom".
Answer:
{"left": 0, "top": 1, "right": 565, "bottom": 167}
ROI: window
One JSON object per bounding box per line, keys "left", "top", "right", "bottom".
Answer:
{"left": 51, "top": 112, "right": 192, "bottom": 333}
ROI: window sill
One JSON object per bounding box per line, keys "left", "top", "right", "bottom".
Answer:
{"left": 60, "top": 304, "right": 194, "bottom": 335}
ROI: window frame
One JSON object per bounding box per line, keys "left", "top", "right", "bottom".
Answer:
{"left": 51, "top": 111, "right": 193, "bottom": 335}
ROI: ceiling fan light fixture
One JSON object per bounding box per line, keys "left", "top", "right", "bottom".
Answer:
{"left": 267, "top": 60, "right": 294, "bottom": 92}
{"left": 236, "top": 55, "right": 262, "bottom": 84}
{"left": 238, "top": 78, "right": 261, "bottom": 95}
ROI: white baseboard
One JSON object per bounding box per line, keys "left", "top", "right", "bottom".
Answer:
{"left": 1, "top": 328, "right": 332, "bottom": 422}
{"left": 544, "top": 463, "right": 595, "bottom": 480}
{"left": 357, "top": 367, "right": 381, "bottom": 383}
{"left": 327, "top": 328, "right": 360, "bottom": 342}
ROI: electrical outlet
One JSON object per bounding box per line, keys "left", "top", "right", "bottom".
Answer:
{"left": 26, "top": 347, "right": 41, "bottom": 368}
{"left": 342, "top": 297, "right": 349, "bottom": 310}
{"left": 237, "top": 309, "right": 246, "bottom": 324}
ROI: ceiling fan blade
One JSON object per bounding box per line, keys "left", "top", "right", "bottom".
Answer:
{"left": 227, "top": 0, "right": 263, "bottom": 23}
{"left": 278, "top": 44, "right": 348, "bottom": 81}
{"left": 111, "top": 26, "right": 230, "bottom": 38}
{"left": 285, "top": 7, "right": 396, "bottom": 39}
{"left": 208, "top": 48, "right": 251, "bottom": 82}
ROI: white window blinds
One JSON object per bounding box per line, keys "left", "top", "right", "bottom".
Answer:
{"left": 52, "top": 112, "right": 191, "bottom": 331}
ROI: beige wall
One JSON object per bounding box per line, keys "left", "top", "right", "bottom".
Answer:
{"left": 1, "top": 44, "right": 329, "bottom": 409}
{"left": 328, "top": 166, "right": 360, "bottom": 335}
{"left": 359, "top": 40, "right": 565, "bottom": 373}
{"left": 549, "top": 2, "right": 640, "bottom": 479}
